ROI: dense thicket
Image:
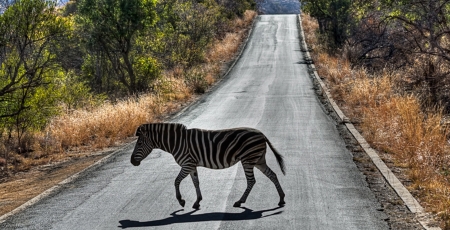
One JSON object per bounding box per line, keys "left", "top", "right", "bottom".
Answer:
{"left": 301, "top": 0, "right": 450, "bottom": 112}
{"left": 0, "top": 0, "right": 255, "bottom": 171}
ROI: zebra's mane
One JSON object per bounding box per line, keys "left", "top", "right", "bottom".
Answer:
{"left": 135, "top": 123, "right": 187, "bottom": 136}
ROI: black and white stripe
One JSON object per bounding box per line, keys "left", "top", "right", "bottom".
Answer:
{"left": 131, "top": 123, "right": 286, "bottom": 209}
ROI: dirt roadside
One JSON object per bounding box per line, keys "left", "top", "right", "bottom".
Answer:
{"left": 0, "top": 150, "right": 111, "bottom": 216}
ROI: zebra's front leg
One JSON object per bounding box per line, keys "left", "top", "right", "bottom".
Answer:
{"left": 190, "top": 170, "right": 202, "bottom": 209}
{"left": 175, "top": 165, "right": 194, "bottom": 207}
{"left": 233, "top": 164, "right": 256, "bottom": 207}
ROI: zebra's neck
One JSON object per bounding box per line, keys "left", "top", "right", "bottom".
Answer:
{"left": 145, "top": 123, "right": 187, "bottom": 157}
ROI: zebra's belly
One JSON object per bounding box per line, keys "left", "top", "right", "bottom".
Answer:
{"left": 196, "top": 159, "right": 239, "bottom": 169}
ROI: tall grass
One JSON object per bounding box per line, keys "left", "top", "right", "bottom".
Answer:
{"left": 48, "top": 95, "right": 158, "bottom": 151}
{"left": 302, "top": 13, "right": 450, "bottom": 228}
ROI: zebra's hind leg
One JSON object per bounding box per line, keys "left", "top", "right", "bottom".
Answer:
{"left": 233, "top": 164, "right": 256, "bottom": 207}
{"left": 190, "top": 170, "right": 202, "bottom": 209}
{"left": 256, "top": 163, "right": 285, "bottom": 206}
{"left": 175, "top": 165, "right": 194, "bottom": 207}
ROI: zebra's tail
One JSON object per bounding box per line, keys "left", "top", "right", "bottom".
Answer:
{"left": 265, "top": 136, "right": 286, "bottom": 175}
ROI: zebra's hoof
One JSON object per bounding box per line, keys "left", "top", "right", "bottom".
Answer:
{"left": 179, "top": 199, "right": 185, "bottom": 207}
{"left": 233, "top": 202, "right": 241, "bottom": 207}
{"left": 278, "top": 200, "right": 286, "bottom": 207}
{"left": 192, "top": 203, "right": 200, "bottom": 209}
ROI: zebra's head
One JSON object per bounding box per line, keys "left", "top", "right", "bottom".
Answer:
{"left": 131, "top": 125, "right": 154, "bottom": 166}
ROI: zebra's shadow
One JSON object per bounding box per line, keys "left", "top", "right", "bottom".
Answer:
{"left": 118, "top": 206, "right": 283, "bottom": 228}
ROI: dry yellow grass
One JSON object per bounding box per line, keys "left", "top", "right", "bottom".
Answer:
{"left": 208, "top": 33, "right": 241, "bottom": 63}
{"left": 47, "top": 95, "right": 158, "bottom": 151}
{"left": 301, "top": 13, "right": 319, "bottom": 52}
{"left": 207, "top": 10, "right": 256, "bottom": 64}
{"left": 154, "top": 73, "right": 191, "bottom": 101}
{"left": 302, "top": 13, "right": 450, "bottom": 228}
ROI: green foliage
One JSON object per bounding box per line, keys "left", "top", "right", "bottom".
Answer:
{"left": 133, "top": 56, "right": 161, "bottom": 86}
{"left": 1, "top": 68, "right": 63, "bottom": 152}
{"left": 62, "top": 0, "right": 78, "bottom": 16}
{"left": 12, "top": 71, "right": 62, "bottom": 131}
{"left": 301, "top": 0, "right": 352, "bottom": 47}
{"left": 54, "top": 15, "right": 85, "bottom": 73}
{"left": 77, "top": 0, "right": 159, "bottom": 94}
{"left": 222, "top": 0, "right": 255, "bottom": 18}
{"left": 0, "top": 0, "right": 69, "bottom": 132}
{"left": 57, "top": 71, "right": 106, "bottom": 111}
{"left": 74, "top": 0, "right": 255, "bottom": 96}
{"left": 78, "top": 0, "right": 157, "bottom": 36}
{"left": 153, "top": 0, "right": 221, "bottom": 68}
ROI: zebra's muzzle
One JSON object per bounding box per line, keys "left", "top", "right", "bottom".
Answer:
{"left": 131, "top": 157, "right": 141, "bottom": 166}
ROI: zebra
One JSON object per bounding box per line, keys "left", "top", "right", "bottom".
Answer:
{"left": 130, "top": 123, "right": 286, "bottom": 209}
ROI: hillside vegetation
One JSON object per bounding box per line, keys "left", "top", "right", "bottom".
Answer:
{"left": 301, "top": 0, "right": 450, "bottom": 228}
{"left": 0, "top": 0, "right": 256, "bottom": 176}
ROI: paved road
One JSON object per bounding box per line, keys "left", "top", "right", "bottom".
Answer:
{"left": 257, "top": 0, "right": 300, "bottom": 14}
{"left": 0, "top": 15, "right": 388, "bottom": 230}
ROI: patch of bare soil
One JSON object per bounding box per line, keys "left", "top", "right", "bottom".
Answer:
{"left": 310, "top": 72, "right": 425, "bottom": 229}
{"left": 0, "top": 150, "right": 110, "bottom": 217}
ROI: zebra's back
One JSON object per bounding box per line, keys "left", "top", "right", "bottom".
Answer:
{"left": 187, "top": 128, "right": 267, "bottom": 169}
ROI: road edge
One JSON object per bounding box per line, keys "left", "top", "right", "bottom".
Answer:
{"left": 0, "top": 142, "right": 134, "bottom": 224}
{"left": 0, "top": 15, "right": 258, "bottom": 225}
{"left": 297, "top": 14, "right": 441, "bottom": 230}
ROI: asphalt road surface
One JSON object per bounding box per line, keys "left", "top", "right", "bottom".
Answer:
{"left": 0, "top": 15, "right": 389, "bottom": 230}
{"left": 256, "top": 0, "right": 300, "bottom": 14}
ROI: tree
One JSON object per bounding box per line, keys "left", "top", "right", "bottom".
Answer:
{"left": 0, "top": 0, "right": 68, "bottom": 120}
{"left": 77, "top": 0, "right": 159, "bottom": 95}
{"left": 384, "top": 0, "right": 450, "bottom": 106}
{"left": 152, "top": 0, "right": 221, "bottom": 68}
{"left": 301, "top": 0, "right": 352, "bottom": 47}
{"left": 0, "top": 0, "right": 69, "bottom": 171}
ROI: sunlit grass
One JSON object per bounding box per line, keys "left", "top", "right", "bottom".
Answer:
{"left": 48, "top": 94, "right": 157, "bottom": 150}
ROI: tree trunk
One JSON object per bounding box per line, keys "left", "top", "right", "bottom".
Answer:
{"left": 122, "top": 49, "right": 136, "bottom": 94}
